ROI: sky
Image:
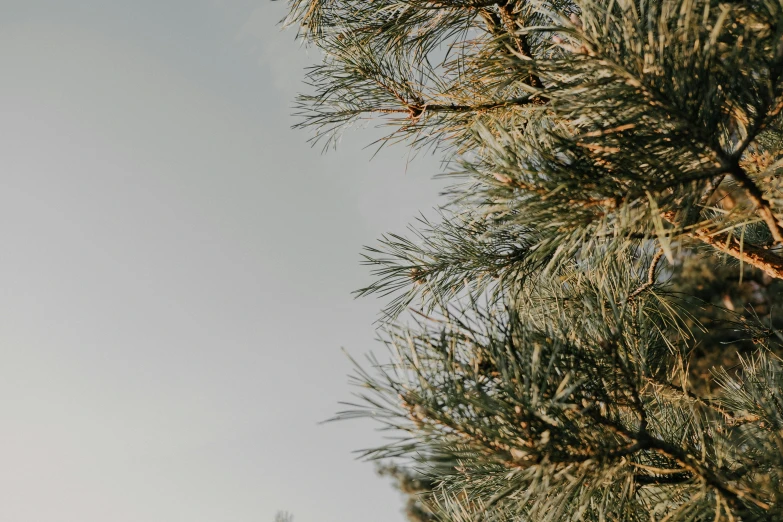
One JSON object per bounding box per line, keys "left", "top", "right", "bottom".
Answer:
{"left": 0, "top": 2, "right": 446, "bottom": 521}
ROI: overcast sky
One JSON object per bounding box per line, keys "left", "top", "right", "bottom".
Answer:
{"left": 0, "top": 2, "right": 446, "bottom": 521}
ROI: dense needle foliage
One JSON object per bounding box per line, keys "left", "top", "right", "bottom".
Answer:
{"left": 283, "top": 0, "right": 783, "bottom": 520}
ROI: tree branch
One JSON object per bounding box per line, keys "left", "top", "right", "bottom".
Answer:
{"left": 594, "top": 414, "right": 771, "bottom": 511}
{"left": 662, "top": 211, "right": 783, "bottom": 280}
{"left": 627, "top": 249, "right": 665, "bottom": 301}
{"left": 633, "top": 472, "right": 692, "bottom": 485}
{"left": 332, "top": 95, "right": 545, "bottom": 121}
{"left": 497, "top": 3, "right": 544, "bottom": 89}
{"left": 729, "top": 163, "right": 783, "bottom": 244}
{"left": 639, "top": 433, "right": 771, "bottom": 511}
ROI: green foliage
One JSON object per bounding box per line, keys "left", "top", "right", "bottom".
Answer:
{"left": 283, "top": 0, "right": 783, "bottom": 519}
{"left": 340, "top": 262, "right": 783, "bottom": 519}
{"left": 355, "top": 211, "right": 537, "bottom": 319}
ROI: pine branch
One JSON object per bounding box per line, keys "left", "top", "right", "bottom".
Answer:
{"left": 640, "top": 434, "right": 771, "bottom": 511}
{"left": 632, "top": 472, "right": 692, "bottom": 485}
{"left": 593, "top": 414, "right": 771, "bottom": 511}
{"left": 497, "top": 3, "right": 544, "bottom": 89}
{"left": 627, "top": 249, "right": 665, "bottom": 302}
{"left": 729, "top": 163, "right": 783, "bottom": 244}
{"left": 662, "top": 211, "right": 783, "bottom": 280}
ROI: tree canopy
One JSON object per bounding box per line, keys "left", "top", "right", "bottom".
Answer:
{"left": 283, "top": 1, "right": 783, "bottom": 520}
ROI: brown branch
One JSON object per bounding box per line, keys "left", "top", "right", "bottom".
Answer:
{"left": 640, "top": 434, "right": 771, "bottom": 511}
{"left": 729, "top": 164, "right": 783, "bottom": 244}
{"left": 633, "top": 472, "right": 692, "bottom": 485}
{"left": 690, "top": 227, "right": 783, "bottom": 280}
{"left": 593, "top": 414, "right": 770, "bottom": 511}
{"left": 497, "top": 4, "right": 544, "bottom": 89}
{"left": 627, "top": 249, "right": 665, "bottom": 301}
{"left": 412, "top": 95, "right": 544, "bottom": 116}
{"left": 360, "top": 94, "right": 543, "bottom": 118}
{"left": 661, "top": 211, "right": 783, "bottom": 280}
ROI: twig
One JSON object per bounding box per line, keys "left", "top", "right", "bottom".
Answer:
{"left": 628, "top": 249, "right": 665, "bottom": 301}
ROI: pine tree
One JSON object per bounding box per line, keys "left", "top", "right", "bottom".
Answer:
{"left": 283, "top": 0, "right": 783, "bottom": 519}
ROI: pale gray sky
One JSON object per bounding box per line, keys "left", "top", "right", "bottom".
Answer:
{"left": 0, "top": 2, "right": 445, "bottom": 521}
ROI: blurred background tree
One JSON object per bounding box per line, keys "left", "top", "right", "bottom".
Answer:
{"left": 274, "top": 511, "right": 293, "bottom": 522}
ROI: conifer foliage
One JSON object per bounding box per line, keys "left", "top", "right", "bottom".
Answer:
{"left": 283, "top": 1, "right": 783, "bottom": 520}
